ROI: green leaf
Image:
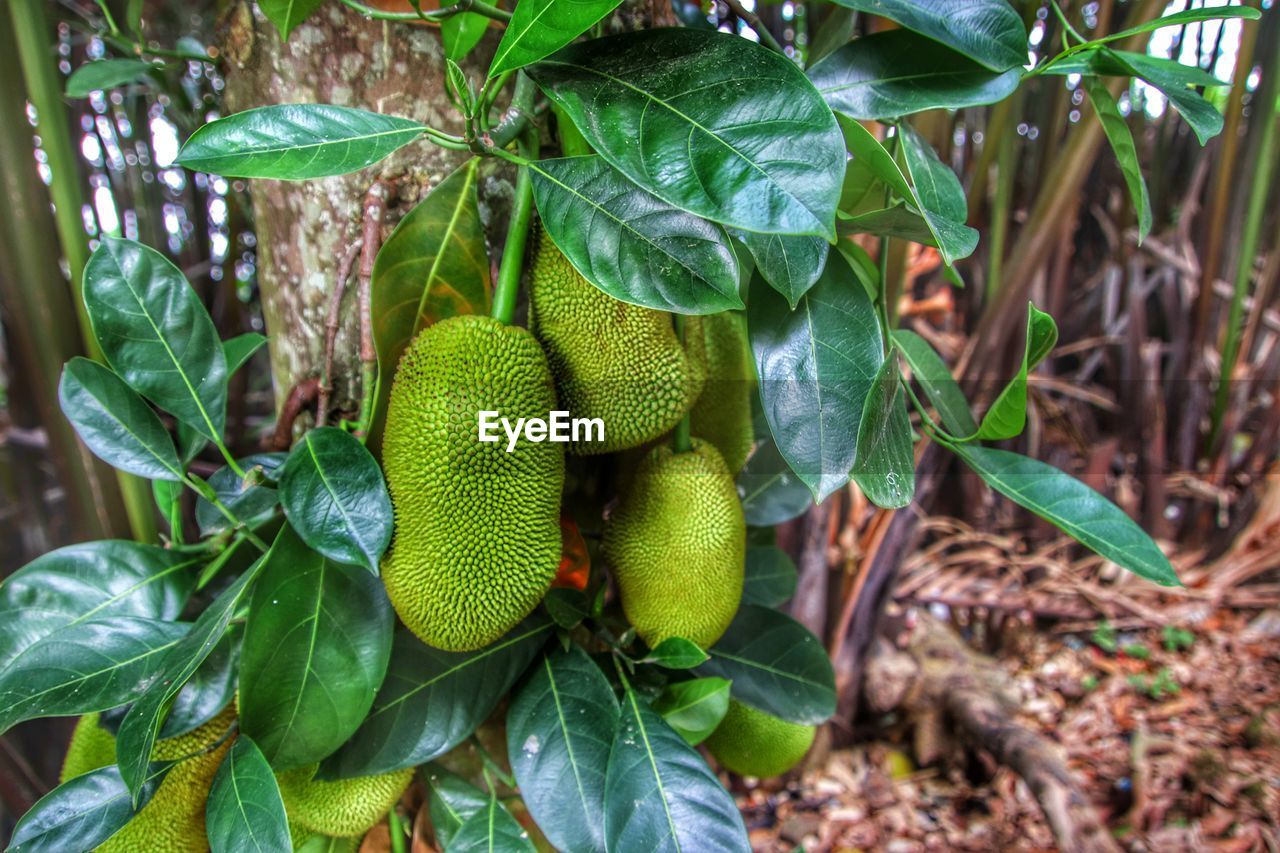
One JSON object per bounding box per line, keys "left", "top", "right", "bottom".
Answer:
{"left": 529, "top": 29, "right": 845, "bottom": 239}
{"left": 838, "top": 115, "right": 910, "bottom": 199}
{"left": 507, "top": 647, "right": 618, "bottom": 853}
{"left": 643, "top": 637, "right": 709, "bottom": 669}
{"left": 84, "top": 238, "right": 228, "bottom": 442}
{"left": 223, "top": 332, "right": 268, "bottom": 376}
{"left": 115, "top": 545, "right": 272, "bottom": 801}
{"left": 749, "top": 252, "right": 884, "bottom": 503}
{"left": 839, "top": 205, "right": 939, "bottom": 245}
{"left": 604, "top": 681, "right": 749, "bottom": 853}
{"left": 371, "top": 159, "right": 490, "bottom": 439}
{"left": 443, "top": 12, "right": 491, "bottom": 61}
{"left": 5, "top": 762, "right": 171, "bottom": 853}
{"left": 278, "top": 427, "right": 393, "bottom": 573}
{"left": 896, "top": 123, "right": 978, "bottom": 266}
{"left": 851, "top": 350, "right": 914, "bottom": 509}
{"left": 530, "top": 155, "right": 742, "bottom": 314}
{"left": 258, "top": 0, "right": 326, "bottom": 39}
{"left": 450, "top": 791, "right": 535, "bottom": 852}
{"left": 318, "top": 615, "right": 552, "bottom": 778}
{"left": 59, "top": 357, "right": 183, "bottom": 481}
{"left": 698, "top": 604, "right": 835, "bottom": 725}
{"left": 205, "top": 736, "right": 291, "bottom": 853}
{"left": 737, "top": 232, "right": 830, "bottom": 310}
{"left": 239, "top": 525, "right": 393, "bottom": 770}
{"left": 949, "top": 445, "right": 1178, "bottom": 586}
{"left": 0, "top": 541, "right": 194, "bottom": 671}
{"left": 1111, "top": 51, "right": 1223, "bottom": 145}
{"left": 543, "top": 587, "right": 589, "bottom": 629}
{"left": 651, "top": 677, "right": 731, "bottom": 746}
{"left": 65, "top": 58, "right": 159, "bottom": 97}
{"left": 974, "top": 303, "right": 1057, "bottom": 441}
{"left": 1084, "top": 77, "right": 1152, "bottom": 242}
{"left": 742, "top": 545, "right": 797, "bottom": 607}
{"left": 195, "top": 454, "right": 286, "bottom": 536}
{"left": 890, "top": 329, "right": 977, "bottom": 437}
{"left": 1083, "top": 6, "right": 1259, "bottom": 49}
{"left": 829, "top": 0, "right": 1026, "bottom": 71}
{"left": 158, "top": 626, "right": 242, "bottom": 739}
{"left": 0, "top": 617, "right": 187, "bottom": 734}
{"left": 736, "top": 431, "right": 813, "bottom": 526}
{"left": 425, "top": 765, "right": 489, "bottom": 850}
{"left": 809, "top": 30, "right": 1022, "bottom": 120}
{"left": 174, "top": 105, "right": 425, "bottom": 180}
{"left": 1041, "top": 49, "right": 1223, "bottom": 89}
{"left": 490, "top": 0, "right": 625, "bottom": 75}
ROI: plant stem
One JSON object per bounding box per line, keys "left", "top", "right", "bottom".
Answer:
{"left": 552, "top": 102, "right": 591, "bottom": 157}
{"left": 490, "top": 76, "right": 538, "bottom": 326}
{"left": 94, "top": 0, "right": 120, "bottom": 35}
{"left": 336, "top": 0, "right": 511, "bottom": 23}
{"left": 672, "top": 315, "right": 693, "bottom": 453}
{"left": 183, "top": 475, "right": 269, "bottom": 552}
{"left": 422, "top": 128, "right": 471, "bottom": 151}
{"left": 876, "top": 129, "right": 899, "bottom": 348}
{"left": 101, "top": 35, "right": 216, "bottom": 64}
{"left": 387, "top": 807, "right": 407, "bottom": 853}
{"left": 721, "top": 0, "right": 786, "bottom": 56}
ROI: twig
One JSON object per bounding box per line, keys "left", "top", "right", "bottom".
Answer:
{"left": 319, "top": 239, "right": 363, "bottom": 428}
{"left": 268, "top": 378, "right": 321, "bottom": 451}
{"left": 354, "top": 183, "right": 390, "bottom": 438}
{"left": 720, "top": 0, "right": 786, "bottom": 55}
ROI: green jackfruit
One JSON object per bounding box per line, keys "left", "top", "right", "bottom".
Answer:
{"left": 381, "top": 314, "right": 565, "bottom": 651}
{"left": 529, "top": 233, "right": 705, "bottom": 454}
{"left": 277, "top": 764, "right": 414, "bottom": 838}
{"left": 690, "top": 312, "right": 754, "bottom": 474}
{"left": 60, "top": 706, "right": 237, "bottom": 852}
{"left": 705, "top": 700, "right": 815, "bottom": 778}
{"left": 291, "top": 823, "right": 360, "bottom": 853}
{"left": 603, "top": 439, "right": 744, "bottom": 648}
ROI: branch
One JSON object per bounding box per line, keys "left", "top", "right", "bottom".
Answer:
{"left": 720, "top": 0, "right": 786, "bottom": 56}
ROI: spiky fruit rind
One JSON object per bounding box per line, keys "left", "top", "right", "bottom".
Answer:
{"left": 603, "top": 439, "right": 745, "bottom": 648}
{"left": 60, "top": 713, "right": 118, "bottom": 782}
{"left": 381, "top": 314, "right": 565, "bottom": 651}
{"left": 277, "top": 764, "right": 414, "bottom": 837}
{"left": 705, "top": 700, "right": 815, "bottom": 778}
{"left": 529, "top": 234, "right": 705, "bottom": 454}
{"left": 690, "top": 312, "right": 754, "bottom": 474}
{"left": 290, "top": 820, "right": 361, "bottom": 852}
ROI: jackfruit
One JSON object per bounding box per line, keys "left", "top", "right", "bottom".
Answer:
{"left": 602, "top": 439, "right": 744, "bottom": 648}
{"left": 276, "top": 764, "right": 414, "bottom": 837}
{"left": 59, "top": 706, "right": 237, "bottom": 852}
{"left": 381, "top": 314, "right": 565, "bottom": 651}
{"left": 705, "top": 700, "right": 815, "bottom": 777}
{"left": 689, "top": 312, "right": 754, "bottom": 474}
{"left": 529, "top": 232, "right": 705, "bottom": 454}
{"left": 289, "top": 820, "right": 361, "bottom": 852}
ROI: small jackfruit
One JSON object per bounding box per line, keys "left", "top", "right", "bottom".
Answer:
{"left": 381, "top": 314, "right": 565, "bottom": 651}
{"left": 529, "top": 233, "right": 705, "bottom": 454}
{"left": 277, "top": 764, "right": 414, "bottom": 838}
{"left": 690, "top": 312, "right": 754, "bottom": 474}
{"left": 705, "top": 700, "right": 815, "bottom": 778}
{"left": 289, "top": 819, "right": 361, "bottom": 852}
{"left": 603, "top": 439, "right": 745, "bottom": 648}
{"left": 59, "top": 706, "right": 237, "bottom": 852}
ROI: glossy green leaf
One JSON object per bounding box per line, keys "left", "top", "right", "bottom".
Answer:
{"left": 529, "top": 29, "right": 844, "bottom": 238}
{"left": 450, "top": 791, "right": 535, "bottom": 852}
{"left": 643, "top": 637, "right": 709, "bottom": 669}
{"left": 490, "top": 0, "right": 625, "bottom": 75}
{"left": 278, "top": 426, "right": 393, "bottom": 573}
{"left": 531, "top": 155, "right": 741, "bottom": 315}
{"left": 1084, "top": 6, "right": 1259, "bottom": 48}
{"left": 897, "top": 123, "right": 978, "bottom": 266}
{"left": 829, "top": 0, "right": 1026, "bottom": 71}
{"left": 974, "top": 303, "right": 1057, "bottom": 441}
{"left": 851, "top": 350, "right": 914, "bottom": 509}
{"left": 742, "top": 545, "right": 798, "bottom": 607}
{"left": 839, "top": 205, "right": 939, "bottom": 245}
{"left": 115, "top": 546, "right": 272, "bottom": 801}
{"left": 425, "top": 764, "right": 489, "bottom": 850}
{"left": 809, "top": 30, "right": 1022, "bottom": 120}
{"left": 1041, "top": 48, "right": 1221, "bottom": 88}
{"left": 174, "top": 105, "right": 425, "bottom": 180}
{"left": 258, "top": 0, "right": 325, "bottom": 38}
{"left": 651, "top": 677, "right": 731, "bottom": 746}
{"left": 59, "top": 357, "right": 183, "bottom": 481}
{"left": 950, "top": 445, "right": 1178, "bottom": 586}
{"left": 443, "top": 12, "right": 490, "bottom": 61}
{"left": 319, "top": 615, "right": 552, "bottom": 778}
{"left": 65, "top": 59, "right": 159, "bottom": 97}
{"left": 6, "top": 762, "right": 171, "bottom": 853}
{"left": 890, "top": 329, "right": 977, "bottom": 437}
{"left": 543, "top": 587, "right": 590, "bottom": 629}
{"left": 371, "top": 159, "right": 490, "bottom": 439}
{"left": 749, "top": 252, "right": 884, "bottom": 502}
{"left": 1085, "top": 77, "right": 1152, "bottom": 242}
{"left": 206, "top": 736, "right": 291, "bottom": 853}
{"left": 1114, "top": 52, "right": 1222, "bottom": 145}
{"left": 223, "top": 332, "right": 268, "bottom": 376}
{"left": 0, "top": 541, "right": 194, "bottom": 671}
{"left": 84, "top": 238, "right": 228, "bottom": 442}
{"left": 507, "top": 647, "right": 618, "bottom": 853}
{"left": 736, "top": 427, "right": 813, "bottom": 526}
{"left": 604, "top": 680, "right": 749, "bottom": 853}
{"left": 838, "top": 115, "right": 911, "bottom": 197}
{"left": 737, "top": 232, "right": 830, "bottom": 309}
{"left": 698, "top": 604, "right": 835, "bottom": 725}
{"left": 0, "top": 617, "right": 187, "bottom": 734}
{"left": 195, "top": 453, "right": 286, "bottom": 536}
{"left": 239, "top": 525, "right": 393, "bottom": 770}
{"left": 158, "top": 626, "right": 242, "bottom": 739}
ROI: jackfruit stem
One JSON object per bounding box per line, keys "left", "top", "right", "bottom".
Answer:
{"left": 672, "top": 314, "right": 693, "bottom": 453}
{"left": 388, "top": 806, "right": 407, "bottom": 853}
{"left": 553, "top": 103, "right": 592, "bottom": 157}
{"left": 491, "top": 75, "right": 539, "bottom": 326}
